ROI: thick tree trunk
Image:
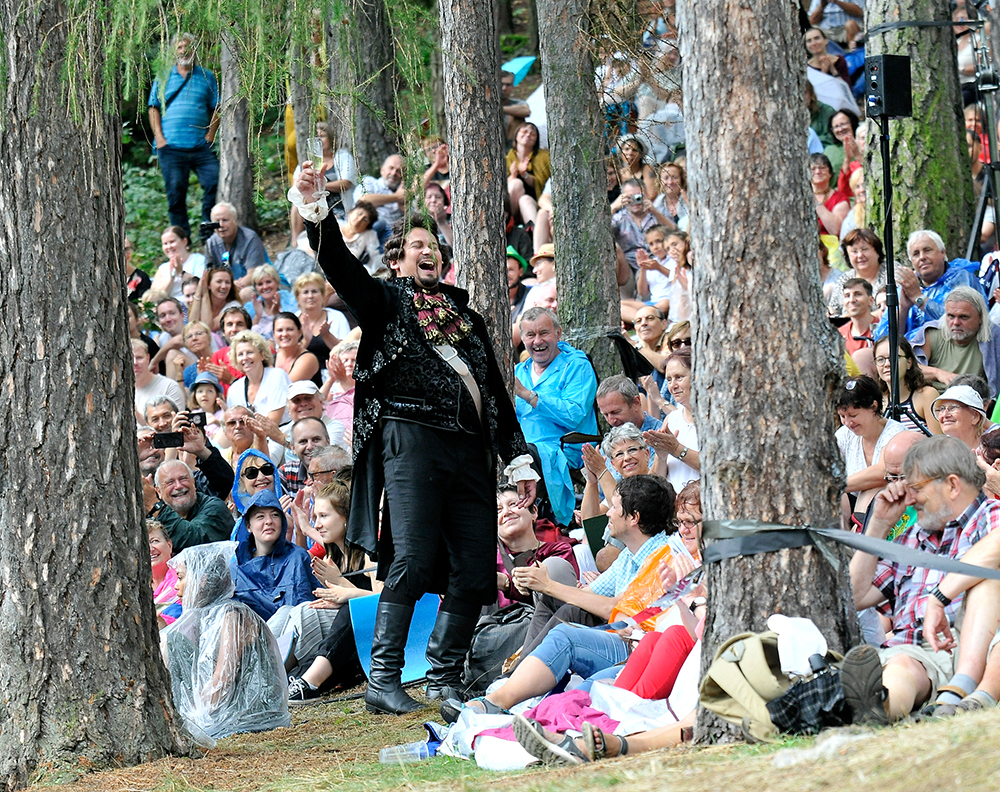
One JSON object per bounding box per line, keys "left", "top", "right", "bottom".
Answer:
{"left": 536, "top": 0, "right": 620, "bottom": 378}
{"left": 219, "top": 32, "right": 258, "bottom": 232}
{"left": 438, "top": 0, "right": 513, "bottom": 377}
{"left": 865, "top": 0, "right": 973, "bottom": 259}
{"left": 496, "top": 0, "right": 514, "bottom": 37}
{"left": 679, "top": 0, "right": 859, "bottom": 743}
{"left": 349, "top": 0, "right": 399, "bottom": 174}
{"left": 0, "top": 3, "right": 192, "bottom": 788}
{"left": 525, "top": 0, "right": 539, "bottom": 55}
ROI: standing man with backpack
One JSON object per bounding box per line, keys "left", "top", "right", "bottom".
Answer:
{"left": 148, "top": 32, "right": 220, "bottom": 239}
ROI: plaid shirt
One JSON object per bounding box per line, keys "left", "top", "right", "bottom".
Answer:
{"left": 590, "top": 531, "right": 669, "bottom": 598}
{"left": 874, "top": 493, "right": 1000, "bottom": 646}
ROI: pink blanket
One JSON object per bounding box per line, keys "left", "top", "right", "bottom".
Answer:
{"left": 477, "top": 689, "right": 620, "bottom": 743}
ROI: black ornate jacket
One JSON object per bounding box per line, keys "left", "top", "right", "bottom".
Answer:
{"left": 307, "top": 215, "right": 528, "bottom": 560}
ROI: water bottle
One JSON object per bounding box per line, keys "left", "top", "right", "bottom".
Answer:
{"left": 378, "top": 740, "right": 432, "bottom": 764}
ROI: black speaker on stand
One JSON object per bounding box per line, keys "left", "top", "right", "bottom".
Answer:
{"left": 865, "top": 54, "right": 912, "bottom": 425}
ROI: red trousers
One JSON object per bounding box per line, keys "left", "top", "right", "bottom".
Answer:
{"left": 613, "top": 624, "right": 695, "bottom": 700}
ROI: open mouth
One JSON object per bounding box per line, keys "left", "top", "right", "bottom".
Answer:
{"left": 417, "top": 257, "right": 437, "bottom": 274}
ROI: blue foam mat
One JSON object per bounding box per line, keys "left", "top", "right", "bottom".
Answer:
{"left": 349, "top": 593, "right": 440, "bottom": 683}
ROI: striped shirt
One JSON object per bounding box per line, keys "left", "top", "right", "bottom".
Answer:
{"left": 148, "top": 66, "right": 219, "bottom": 150}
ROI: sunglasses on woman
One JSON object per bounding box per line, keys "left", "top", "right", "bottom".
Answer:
{"left": 243, "top": 463, "right": 275, "bottom": 480}
{"left": 669, "top": 337, "right": 692, "bottom": 350}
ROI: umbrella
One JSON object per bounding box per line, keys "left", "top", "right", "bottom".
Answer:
{"left": 501, "top": 56, "right": 537, "bottom": 86}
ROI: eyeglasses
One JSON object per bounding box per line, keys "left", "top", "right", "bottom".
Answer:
{"left": 225, "top": 417, "right": 249, "bottom": 428}
{"left": 933, "top": 403, "right": 967, "bottom": 418}
{"left": 905, "top": 476, "right": 941, "bottom": 494}
{"left": 243, "top": 463, "right": 275, "bottom": 479}
{"left": 309, "top": 468, "right": 337, "bottom": 478}
{"left": 669, "top": 337, "right": 692, "bottom": 350}
{"left": 874, "top": 355, "right": 906, "bottom": 366}
{"left": 611, "top": 445, "right": 644, "bottom": 461}
{"left": 678, "top": 519, "right": 702, "bottom": 530}
{"left": 884, "top": 472, "right": 905, "bottom": 482}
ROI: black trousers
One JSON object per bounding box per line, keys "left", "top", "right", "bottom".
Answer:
{"left": 380, "top": 420, "right": 496, "bottom": 606}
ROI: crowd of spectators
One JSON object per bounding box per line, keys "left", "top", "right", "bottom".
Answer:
{"left": 126, "top": 0, "right": 1000, "bottom": 762}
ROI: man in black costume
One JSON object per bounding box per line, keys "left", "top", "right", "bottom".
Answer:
{"left": 290, "top": 167, "right": 538, "bottom": 714}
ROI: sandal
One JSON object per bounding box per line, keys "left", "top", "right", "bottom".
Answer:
{"left": 513, "top": 714, "right": 590, "bottom": 766}
{"left": 582, "top": 722, "right": 628, "bottom": 760}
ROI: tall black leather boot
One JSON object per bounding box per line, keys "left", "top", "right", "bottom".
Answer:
{"left": 425, "top": 610, "right": 479, "bottom": 702}
{"left": 364, "top": 600, "right": 424, "bottom": 714}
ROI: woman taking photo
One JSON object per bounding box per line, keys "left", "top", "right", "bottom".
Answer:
{"left": 872, "top": 337, "right": 941, "bottom": 435}
{"left": 644, "top": 348, "right": 699, "bottom": 494}
{"left": 226, "top": 330, "right": 291, "bottom": 426}
{"left": 151, "top": 226, "right": 206, "bottom": 300}
{"left": 506, "top": 123, "right": 551, "bottom": 225}
{"left": 835, "top": 376, "right": 906, "bottom": 525}
{"left": 293, "top": 272, "right": 350, "bottom": 373}
{"left": 273, "top": 312, "right": 321, "bottom": 386}
{"left": 188, "top": 266, "right": 240, "bottom": 336}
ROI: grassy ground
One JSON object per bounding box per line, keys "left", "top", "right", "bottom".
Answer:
{"left": 27, "top": 685, "right": 1000, "bottom": 792}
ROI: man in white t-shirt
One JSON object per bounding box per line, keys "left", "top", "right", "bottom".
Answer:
{"left": 133, "top": 339, "right": 185, "bottom": 425}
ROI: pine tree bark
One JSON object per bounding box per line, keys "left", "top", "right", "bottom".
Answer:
{"left": 0, "top": 3, "right": 192, "bottom": 787}
{"left": 678, "top": 0, "right": 859, "bottom": 742}
{"left": 865, "top": 0, "right": 973, "bottom": 259}
{"left": 348, "top": 0, "right": 399, "bottom": 174}
{"left": 219, "top": 32, "right": 258, "bottom": 232}
{"left": 438, "top": 0, "right": 513, "bottom": 377}
{"left": 536, "top": 0, "right": 620, "bottom": 377}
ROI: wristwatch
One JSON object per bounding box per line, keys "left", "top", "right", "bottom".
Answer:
{"left": 678, "top": 447, "right": 688, "bottom": 460}
{"left": 928, "top": 584, "right": 952, "bottom": 607}
{"left": 914, "top": 294, "right": 927, "bottom": 309}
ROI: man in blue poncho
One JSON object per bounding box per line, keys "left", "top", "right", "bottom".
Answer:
{"left": 514, "top": 307, "right": 599, "bottom": 527}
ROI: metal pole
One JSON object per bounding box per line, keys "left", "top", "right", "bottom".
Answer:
{"left": 880, "top": 114, "right": 901, "bottom": 420}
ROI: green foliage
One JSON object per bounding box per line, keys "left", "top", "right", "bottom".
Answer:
{"left": 500, "top": 34, "right": 529, "bottom": 57}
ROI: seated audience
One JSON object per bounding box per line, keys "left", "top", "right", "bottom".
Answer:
{"left": 321, "top": 340, "right": 358, "bottom": 432}
{"left": 231, "top": 490, "right": 319, "bottom": 621}
{"left": 161, "top": 541, "right": 290, "bottom": 743}
{"left": 283, "top": 480, "right": 376, "bottom": 703}
{"left": 652, "top": 163, "right": 687, "bottom": 231}
{"left": 273, "top": 312, "right": 321, "bottom": 386}
{"left": 149, "top": 460, "right": 235, "bottom": 552}
{"left": 506, "top": 123, "right": 550, "bottom": 225}
{"left": 424, "top": 182, "right": 453, "bottom": 252}
{"left": 339, "top": 200, "right": 383, "bottom": 274}
{"left": 514, "top": 308, "right": 599, "bottom": 527}
{"left": 226, "top": 330, "right": 291, "bottom": 426}
{"left": 205, "top": 201, "right": 269, "bottom": 287}
{"left": 151, "top": 225, "right": 206, "bottom": 299}
{"left": 933, "top": 385, "right": 988, "bottom": 451}
{"left": 245, "top": 265, "right": 298, "bottom": 340}
{"left": 805, "top": 27, "right": 850, "bottom": 84}
{"left": 829, "top": 229, "right": 887, "bottom": 317}
{"left": 835, "top": 376, "right": 906, "bottom": 526}
{"left": 872, "top": 337, "right": 941, "bottom": 435}
{"left": 838, "top": 278, "right": 875, "bottom": 356}
{"left": 442, "top": 475, "right": 676, "bottom": 721}
{"left": 880, "top": 230, "right": 986, "bottom": 336}
{"left": 844, "top": 436, "right": 999, "bottom": 723}
{"left": 352, "top": 154, "right": 405, "bottom": 243}
{"left": 644, "top": 349, "right": 699, "bottom": 494}
{"left": 913, "top": 286, "right": 1000, "bottom": 395}
{"left": 188, "top": 265, "right": 240, "bottom": 335}
{"left": 810, "top": 153, "right": 850, "bottom": 238}
{"left": 294, "top": 271, "right": 351, "bottom": 373}
{"left": 149, "top": 519, "right": 180, "bottom": 628}
{"left": 133, "top": 339, "right": 185, "bottom": 425}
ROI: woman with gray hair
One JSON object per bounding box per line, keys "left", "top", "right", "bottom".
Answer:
{"left": 580, "top": 423, "right": 667, "bottom": 520}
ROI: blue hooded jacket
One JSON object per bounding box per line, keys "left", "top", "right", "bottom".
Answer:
{"left": 230, "top": 448, "right": 286, "bottom": 542}
{"left": 230, "top": 490, "right": 319, "bottom": 620}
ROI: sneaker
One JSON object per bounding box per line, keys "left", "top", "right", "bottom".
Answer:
{"left": 840, "top": 645, "right": 889, "bottom": 726}
{"left": 287, "top": 676, "right": 322, "bottom": 706}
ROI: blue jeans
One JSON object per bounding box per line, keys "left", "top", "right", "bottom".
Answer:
{"left": 530, "top": 623, "right": 630, "bottom": 683}
{"left": 157, "top": 139, "right": 219, "bottom": 238}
